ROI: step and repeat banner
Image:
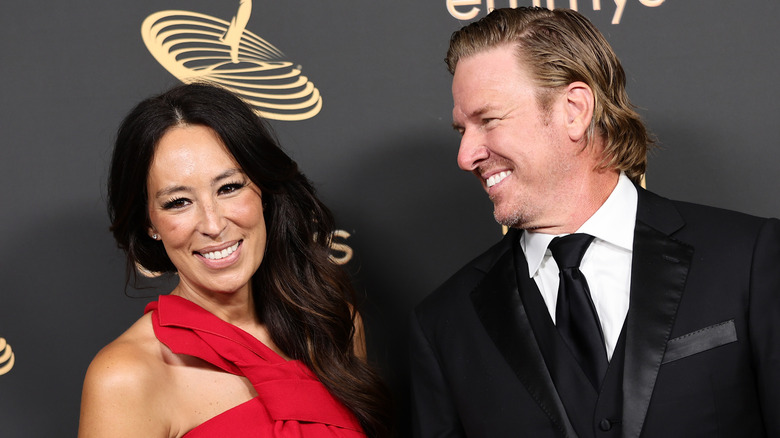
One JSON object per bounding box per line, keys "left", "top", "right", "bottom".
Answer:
{"left": 1, "top": 1, "right": 778, "bottom": 435}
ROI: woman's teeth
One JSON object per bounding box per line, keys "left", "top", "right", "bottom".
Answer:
{"left": 202, "top": 242, "right": 240, "bottom": 260}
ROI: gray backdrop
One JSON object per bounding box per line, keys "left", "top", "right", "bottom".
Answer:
{"left": 1, "top": 1, "right": 778, "bottom": 436}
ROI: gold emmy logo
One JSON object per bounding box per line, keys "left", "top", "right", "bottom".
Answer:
{"left": 142, "top": 0, "right": 322, "bottom": 121}
{"left": 0, "top": 338, "right": 15, "bottom": 376}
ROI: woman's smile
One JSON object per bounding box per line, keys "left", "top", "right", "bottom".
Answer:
{"left": 197, "top": 240, "right": 241, "bottom": 261}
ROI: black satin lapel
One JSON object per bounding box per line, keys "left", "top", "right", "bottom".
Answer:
{"left": 470, "top": 239, "right": 577, "bottom": 438}
{"left": 621, "top": 220, "right": 693, "bottom": 438}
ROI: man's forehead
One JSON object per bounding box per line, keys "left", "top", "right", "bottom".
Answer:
{"left": 452, "top": 51, "right": 531, "bottom": 93}
{"left": 452, "top": 74, "right": 521, "bottom": 117}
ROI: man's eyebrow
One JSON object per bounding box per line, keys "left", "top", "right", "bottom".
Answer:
{"left": 452, "top": 104, "right": 493, "bottom": 131}
{"left": 470, "top": 104, "right": 492, "bottom": 116}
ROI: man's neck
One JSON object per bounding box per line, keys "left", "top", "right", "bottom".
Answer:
{"left": 528, "top": 168, "right": 620, "bottom": 235}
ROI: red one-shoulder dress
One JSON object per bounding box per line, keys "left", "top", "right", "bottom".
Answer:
{"left": 145, "top": 295, "right": 366, "bottom": 437}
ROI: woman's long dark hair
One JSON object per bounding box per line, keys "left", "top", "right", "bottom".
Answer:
{"left": 108, "top": 82, "right": 392, "bottom": 437}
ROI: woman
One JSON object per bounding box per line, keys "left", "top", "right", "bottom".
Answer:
{"left": 79, "top": 83, "right": 391, "bottom": 437}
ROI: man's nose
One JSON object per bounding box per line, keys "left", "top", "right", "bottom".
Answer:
{"left": 457, "top": 130, "right": 489, "bottom": 171}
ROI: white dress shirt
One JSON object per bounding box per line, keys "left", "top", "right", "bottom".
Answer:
{"left": 521, "top": 173, "right": 637, "bottom": 359}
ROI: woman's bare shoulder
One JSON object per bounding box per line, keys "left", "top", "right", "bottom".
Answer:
{"left": 79, "top": 313, "right": 172, "bottom": 437}
{"left": 86, "top": 312, "right": 166, "bottom": 383}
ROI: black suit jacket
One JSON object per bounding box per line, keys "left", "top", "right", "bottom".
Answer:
{"left": 411, "top": 188, "right": 780, "bottom": 437}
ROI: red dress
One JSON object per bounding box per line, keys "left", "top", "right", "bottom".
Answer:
{"left": 145, "top": 295, "right": 366, "bottom": 437}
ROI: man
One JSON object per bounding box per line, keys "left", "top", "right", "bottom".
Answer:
{"left": 410, "top": 7, "right": 779, "bottom": 438}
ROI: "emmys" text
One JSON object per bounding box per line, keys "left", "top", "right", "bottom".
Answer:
{"left": 446, "top": 0, "right": 665, "bottom": 25}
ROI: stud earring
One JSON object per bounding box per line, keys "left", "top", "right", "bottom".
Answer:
{"left": 152, "top": 234, "right": 159, "bottom": 240}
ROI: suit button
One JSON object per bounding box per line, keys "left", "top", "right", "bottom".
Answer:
{"left": 599, "top": 419, "right": 612, "bottom": 431}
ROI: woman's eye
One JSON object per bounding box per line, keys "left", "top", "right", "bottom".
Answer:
{"left": 218, "top": 182, "right": 245, "bottom": 195}
{"left": 162, "top": 198, "right": 190, "bottom": 210}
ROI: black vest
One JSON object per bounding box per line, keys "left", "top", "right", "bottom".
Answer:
{"left": 517, "top": 256, "right": 626, "bottom": 438}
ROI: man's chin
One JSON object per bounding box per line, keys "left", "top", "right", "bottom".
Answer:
{"left": 493, "top": 208, "right": 522, "bottom": 229}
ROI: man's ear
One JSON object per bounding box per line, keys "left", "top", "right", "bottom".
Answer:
{"left": 564, "top": 81, "right": 595, "bottom": 143}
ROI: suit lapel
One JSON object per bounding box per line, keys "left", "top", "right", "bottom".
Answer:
{"left": 471, "top": 230, "right": 577, "bottom": 438}
{"left": 622, "top": 189, "right": 694, "bottom": 438}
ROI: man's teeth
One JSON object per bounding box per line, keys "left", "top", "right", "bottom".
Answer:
{"left": 486, "top": 171, "right": 512, "bottom": 188}
{"left": 202, "top": 242, "right": 240, "bottom": 260}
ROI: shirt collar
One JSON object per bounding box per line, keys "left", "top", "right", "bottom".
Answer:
{"left": 521, "top": 172, "right": 638, "bottom": 277}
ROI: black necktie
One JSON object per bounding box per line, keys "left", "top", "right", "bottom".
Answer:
{"left": 549, "top": 233, "right": 608, "bottom": 389}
